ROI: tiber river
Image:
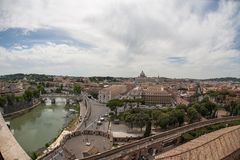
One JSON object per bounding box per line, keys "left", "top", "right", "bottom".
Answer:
{"left": 8, "top": 98, "right": 77, "bottom": 155}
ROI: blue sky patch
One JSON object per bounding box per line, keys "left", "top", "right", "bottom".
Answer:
{"left": 229, "top": 56, "right": 240, "bottom": 64}
{"left": 0, "top": 27, "right": 92, "bottom": 49}
{"left": 233, "top": 22, "right": 240, "bottom": 51}
{"left": 167, "top": 57, "right": 187, "bottom": 64}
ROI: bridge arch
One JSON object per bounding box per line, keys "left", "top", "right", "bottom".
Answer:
{"left": 40, "top": 94, "right": 82, "bottom": 105}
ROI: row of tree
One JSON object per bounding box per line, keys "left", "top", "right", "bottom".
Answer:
{"left": 183, "top": 97, "right": 218, "bottom": 119}
{"left": 119, "top": 106, "right": 186, "bottom": 131}
{"left": 206, "top": 90, "right": 237, "bottom": 97}
{"left": 0, "top": 85, "right": 44, "bottom": 108}
{"left": 206, "top": 90, "right": 237, "bottom": 104}
{"left": 225, "top": 101, "right": 240, "bottom": 116}
{"left": 0, "top": 73, "right": 53, "bottom": 82}
{"left": 107, "top": 97, "right": 230, "bottom": 135}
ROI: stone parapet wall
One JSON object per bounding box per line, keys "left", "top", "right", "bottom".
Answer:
{"left": 38, "top": 129, "right": 111, "bottom": 160}
{"left": 0, "top": 112, "right": 30, "bottom": 160}
{"left": 60, "top": 130, "right": 111, "bottom": 145}
{"left": 3, "top": 101, "right": 41, "bottom": 118}
{"left": 156, "top": 125, "right": 240, "bottom": 160}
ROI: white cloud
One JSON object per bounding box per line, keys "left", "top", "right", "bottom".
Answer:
{"left": 0, "top": 0, "right": 239, "bottom": 78}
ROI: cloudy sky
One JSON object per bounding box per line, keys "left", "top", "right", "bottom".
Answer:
{"left": 0, "top": 0, "right": 239, "bottom": 78}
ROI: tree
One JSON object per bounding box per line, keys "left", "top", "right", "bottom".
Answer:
{"left": 174, "top": 109, "right": 185, "bottom": 126}
{"left": 106, "top": 99, "right": 123, "bottom": 112}
{"left": 192, "top": 103, "right": 209, "bottom": 117}
{"left": 168, "top": 111, "right": 178, "bottom": 127}
{"left": 32, "top": 89, "right": 40, "bottom": 98}
{"left": 90, "top": 92, "right": 98, "bottom": 99}
{"left": 233, "top": 104, "right": 240, "bottom": 116}
{"left": 124, "top": 112, "right": 135, "bottom": 129}
{"left": 152, "top": 109, "right": 162, "bottom": 122}
{"left": 37, "top": 84, "right": 46, "bottom": 94}
{"left": 15, "top": 96, "right": 24, "bottom": 102}
{"left": 202, "top": 100, "right": 217, "bottom": 118}
{"left": 31, "top": 152, "right": 37, "bottom": 160}
{"left": 6, "top": 95, "right": 16, "bottom": 105}
{"left": 144, "top": 121, "right": 152, "bottom": 137}
{"left": 73, "top": 84, "right": 82, "bottom": 94}
{"left": 134, "top": 111, "right": 150, "bottom": 131}
{"left": 55, "top": 87, "right": 62, "bottom": 93}
{"left": 176, "top": 104, "right": 187, "bottom": 112}
{"left": 187, "top": 107, "right": 200, "bottom": 123}
{"left": 156, "top": 113, "right": 170, "bottom": 129}
{"left": 0, "top": 96, "right": 7, "bottom": 107}
{"left": 122, "top": 109, "right": 150, "bottom": 131}
{"left": 23, "top": 89, "right": 33, "bottom": 102}
{"left": 226, "top": 101, "right": 240, "bottom": 116}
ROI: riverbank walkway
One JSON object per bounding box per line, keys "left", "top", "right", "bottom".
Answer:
{"left": 0, "top": 112, "right": 30, "bottom": 160}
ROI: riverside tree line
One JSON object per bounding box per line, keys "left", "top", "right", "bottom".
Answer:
{"left": 0, "top": 85, "right": 45, "bottom": 114}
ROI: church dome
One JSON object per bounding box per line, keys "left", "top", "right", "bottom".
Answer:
{"left": 139, "top": 71, "right": 146, "bottom": 78}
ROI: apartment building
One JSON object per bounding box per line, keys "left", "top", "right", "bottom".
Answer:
{"left": 142, "top": 85, "right": 174, "bottom": 106}
{"left": 98, "top": 85, "right": 128, "bottom": 103}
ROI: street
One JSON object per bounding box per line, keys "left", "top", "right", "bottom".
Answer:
{"left": 77, "top": 94, "right": 110, "bottom": 132}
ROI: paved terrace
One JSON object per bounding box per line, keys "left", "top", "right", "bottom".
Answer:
{"left": 81, "top": 116, "right": 240, "bottom": 160}
{"left": 0, "top": 112, "right": 30, "bottom": 160}
{"left": 156, "top": 125, "right": 240, "bottom": 160}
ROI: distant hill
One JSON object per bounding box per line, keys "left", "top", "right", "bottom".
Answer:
{"left": 0, "top": 74, "right": 239, "bottom": 82}
{"left": 0, "top": 73, "right": 53, "bottom": 81}
{"left": 205, "top": 77, "right": 240, "bottom": 82}
{"left": 0, "top": 73, "right": 25, "bottom": 81}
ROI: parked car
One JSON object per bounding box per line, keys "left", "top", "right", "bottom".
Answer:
{"left": 86, "top": 142, "right": 91, "bottom": 146}
{"left": 100, "top": 117, "right": 105, "bottom": 121}
{"left": 97, "top": 120, "right": 102, "bottom": 125}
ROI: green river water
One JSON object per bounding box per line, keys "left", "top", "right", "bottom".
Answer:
{"left": 8, "top": 98, "right": 76, "bottom": 155}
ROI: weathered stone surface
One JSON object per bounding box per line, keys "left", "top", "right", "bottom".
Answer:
{"left": 0, "top": 112, "right": 30, "bottom": 160}
{"left": 156, "top": 125, "right": 240, "bottom": 160}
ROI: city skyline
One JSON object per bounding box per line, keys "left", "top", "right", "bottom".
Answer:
{"left": 0, "top": 0, "right": 240, "bottom": 78}
{"left": 1, "top": 72, "right": 240, "bottom": 80}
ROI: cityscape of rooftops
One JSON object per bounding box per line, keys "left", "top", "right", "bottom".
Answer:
{"left": 0, "top": 1, "right": 240, "bottom": 160}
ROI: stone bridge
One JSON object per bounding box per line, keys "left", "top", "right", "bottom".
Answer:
{"left": 0, "top": 112, "right": 30, "bottom": 160}
{"left": 40, "top": 94, "right": 81, "bottom": 104}
{"left": 80, "top": 116, "right": 240, "bottom": 160}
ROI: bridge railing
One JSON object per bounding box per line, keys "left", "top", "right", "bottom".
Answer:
{"left": 81, "top": 116, "right": 240, "bottom": 160}
{"left": 40, "top": 94, "right": 80, "bottom": 97}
